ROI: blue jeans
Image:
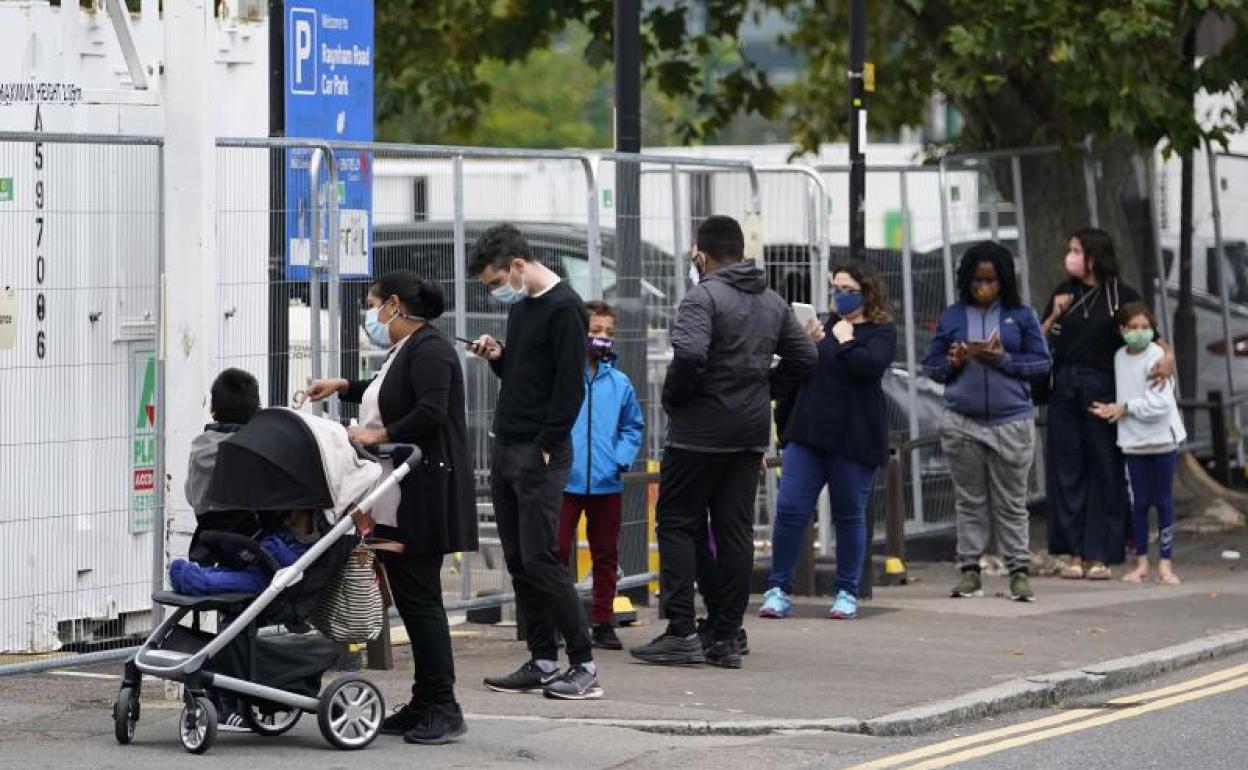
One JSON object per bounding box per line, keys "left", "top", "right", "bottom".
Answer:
{"left": 768, "top": 442, "right": 876, "bottom": 596}
{"left": 1124, "top": 451, "right": 1178, "bottom": 559}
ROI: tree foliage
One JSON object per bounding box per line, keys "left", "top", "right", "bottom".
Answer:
{"left": 376, "top": 1, "right": 1248, "bottom": 154}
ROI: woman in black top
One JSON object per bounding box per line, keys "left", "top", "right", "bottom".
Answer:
{"left": 1041, "top": 229, "right": 1173, "bottom": 580}
{"left": 307, "top": 270, "right": 477, "bottom": 745}
{"left": 763, "top": 262, "right": 897, "bottom": 621}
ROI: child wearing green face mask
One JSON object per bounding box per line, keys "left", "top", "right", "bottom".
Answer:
{"left": 1090, "top": 302, "right": 1186, "bottom": 585}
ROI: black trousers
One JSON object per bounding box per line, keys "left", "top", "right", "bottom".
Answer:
{"left": 378, "top": 551, "right": 459, "bottom": 710}
{"left": 1046, "top": 364, "right": 1127, "bottom": 565}
{"left": 656, "top": 448, "right": 762, "bottom": 639}
{"left": 490, "top": 439, "right": 593, "bottom": 665}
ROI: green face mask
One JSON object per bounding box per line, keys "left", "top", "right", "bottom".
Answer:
{"left": 1123, "top": 328, "right": 1155, "bottom": 350}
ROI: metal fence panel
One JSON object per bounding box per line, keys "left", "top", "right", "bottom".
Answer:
{"left": 0, "top": 133, "right": 163, "bottom": 654}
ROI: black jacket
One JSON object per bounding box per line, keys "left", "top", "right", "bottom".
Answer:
{"left": 776, "top": 319, "right": 896, "bottom": 468}
{"left": 344, "top": 325, "right": 478, "bottom": 556}
{"left": 663, "top": 260, "right": 817, "bottom": 452}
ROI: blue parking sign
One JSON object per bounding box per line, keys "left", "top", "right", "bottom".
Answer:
{"left": 284, "top": 0, "right": 373, "bottom": 279}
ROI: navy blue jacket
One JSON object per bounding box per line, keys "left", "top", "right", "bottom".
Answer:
{"left": 922, "top": 302, "right": 1051, "bottom": 424}
{"left": 776, "top": 320, "right": 897, "bottom": 468}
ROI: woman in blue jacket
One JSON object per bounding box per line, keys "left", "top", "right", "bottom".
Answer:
{"left": 763, "top": 262, "right": 897, "bottom": 621}
{"left": 557, "top": 301, "right": 645, "bottom": 650}
{"left": 923, "top": 242, "right": 1051, "bottom": 602}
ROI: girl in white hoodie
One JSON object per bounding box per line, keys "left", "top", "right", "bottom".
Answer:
{"left": 1090, "top": 302, "right": 1186, "bottom": 585}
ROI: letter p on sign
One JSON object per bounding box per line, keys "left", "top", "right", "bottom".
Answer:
{"left": 290, "top": 8, "right": 317, "bottom": 95}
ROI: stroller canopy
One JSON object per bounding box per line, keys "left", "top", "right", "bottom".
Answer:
{"left": 208, "top": 408, "right": 381, "bottom": 521}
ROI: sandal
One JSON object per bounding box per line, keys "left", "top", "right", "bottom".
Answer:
{"left": 1157, "top": 572, "right": 1182, "bottom": 585}
{"left": 1086, "top": 564, "right": 1112, "bottom": 580}
{"left": 1060, "top": 564, "right": 1085, "bottom": 579}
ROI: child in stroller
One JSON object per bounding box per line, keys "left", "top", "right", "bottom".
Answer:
{"left": 170, "top": 510, "right": 317, "bottom": 596}
{"left": 114, "top": 407, "right": 413, "bottom": 755}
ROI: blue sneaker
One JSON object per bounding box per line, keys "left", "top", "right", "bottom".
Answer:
{"left": 828, "top": 590, "right": 858, "bottom": 620}
{"left": 758, "top": 587, "right": 792, "bottom": 619}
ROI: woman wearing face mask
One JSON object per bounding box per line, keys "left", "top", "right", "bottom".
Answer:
{"left": 306, "top": 270, "right": 477, "bottom": 745}
{"left": 923, "top": 243, "right": 1051, "bottom": 602}
{"left": 762, "top": 262, "right": 896, "bottom": 622}
{"left": 1041, "top": 228, "right": 1174, "bottom": 580}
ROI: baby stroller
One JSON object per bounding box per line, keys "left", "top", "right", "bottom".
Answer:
{"left": 112, "top": 407, "right": 419, "bottom": 755}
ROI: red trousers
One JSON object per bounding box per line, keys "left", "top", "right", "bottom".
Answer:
{"left": 557, "top": 493, "right": 622, "bottom": 625}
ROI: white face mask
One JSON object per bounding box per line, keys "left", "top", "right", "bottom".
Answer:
{"left": 490, "top": 265, "right": 530, "bottom": 305}
{"left": 688, "top": 263, "right": 701, "bottom": 285}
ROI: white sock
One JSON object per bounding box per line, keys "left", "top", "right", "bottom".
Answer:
{"left": 534, "top": 658, "right": 559, "bottom": 674}
{"left": 580, "top": 661, "right": 597, "bottom": 675}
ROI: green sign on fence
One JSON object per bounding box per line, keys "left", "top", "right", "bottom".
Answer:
{"left": 0, "top": 178, "right": 12, "bottom": 202}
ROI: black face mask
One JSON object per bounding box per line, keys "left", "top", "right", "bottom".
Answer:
{"left": 587, "top": 335, "right": 615, "bottom": 360}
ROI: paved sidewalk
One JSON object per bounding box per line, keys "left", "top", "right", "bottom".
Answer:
{"left": 0, "top": 529, "right": 1245, "bottom": 767}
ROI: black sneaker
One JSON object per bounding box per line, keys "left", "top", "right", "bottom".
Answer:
{"left": 483, "top": 660, "right": 560, "bottom": 694}
{"left": 218, "top": 707, "right": 249, "bottom": 733}
{"left": 704, "top": 637, "right": 742, "bottom": 669}
{"left": 382, "top": 700, "right": 429, "bottom": 736}
{"left": 403, "top": 704, "right": 467, "bottom": 745}
{"left": 543, "top": 664, "right": 604, "bottom": 700}
{"left": 697, "top": 618, "right": 749, "bottom": 656}
{"left": 591, "top": 623, "right": 623, "bottom": 650}
{"left": 630, "top": 632, "right": 706, "bottom": 665}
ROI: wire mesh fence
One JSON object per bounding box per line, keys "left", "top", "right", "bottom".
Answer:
{"left": 0, "top": 133, "right": 163, "bottom": 655}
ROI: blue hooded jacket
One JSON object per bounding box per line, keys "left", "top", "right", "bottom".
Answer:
{"left": 565, "top": 358, "right": 645, "bottom": 496}
{"left": 922, "top": 302, "right": 1051, "bottom": 425}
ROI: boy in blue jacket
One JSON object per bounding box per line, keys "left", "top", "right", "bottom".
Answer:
{"left": 557, "top": 301, "right": 645, "bottom": 650}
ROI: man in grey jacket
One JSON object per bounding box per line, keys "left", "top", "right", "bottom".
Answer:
{"left": 631, "top": 215, "right": 817, "bottom": 669}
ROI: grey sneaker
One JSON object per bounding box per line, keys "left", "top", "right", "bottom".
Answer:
{"left": 543, "top": 664, "right": 604, "bottom": 700}
{"left": 483, "top": 660, "right": 559, "bottom": 693}
{"left": 951, "top": 569, "right": 983, "bottom": 598}
{"left": 630, "top": 632, "right": 706, "bottom": 666}
{"left": 1009, "top": 571, "right": 1036, "bottom": 603}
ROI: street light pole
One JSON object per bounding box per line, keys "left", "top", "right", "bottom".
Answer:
{"left": 614, "top": 0, "right": 649, "bottom": 606}
{"left": 848, "top": 0, "right": 866, "bottom": 263}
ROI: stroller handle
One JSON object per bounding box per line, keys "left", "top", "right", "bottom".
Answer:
{"left": 372, "top": 443, "right": 422, "bottom": 471}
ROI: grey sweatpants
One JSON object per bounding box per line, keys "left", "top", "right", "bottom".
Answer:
{"left": 940, "top": 410, "right": 1035, "bottom": 573}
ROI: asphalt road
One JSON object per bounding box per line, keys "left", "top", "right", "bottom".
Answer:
{"left": 6, "top": 656, "right": 1248, "bottom": 769}
{"left": 820, "top": 654, "right": 1248, "bottom": 770}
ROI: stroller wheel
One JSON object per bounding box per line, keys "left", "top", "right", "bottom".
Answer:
{"left": 316, "top": 675, "right": 385, "bottom": 750}
{"left": 179, "top": 696, "right": 218, "bottom": 755}
{"left": 112, "top": 687, "right": 140, "bottom": 745}
{"left": 241, "top": 700, "right": 302, "bottom": 736}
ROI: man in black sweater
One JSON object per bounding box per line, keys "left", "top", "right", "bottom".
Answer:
{"left": 631, "top": 215, "right": 817, "bottom": 669}
{"left": 468, "top": 223, "right": 602, "bottom": 700}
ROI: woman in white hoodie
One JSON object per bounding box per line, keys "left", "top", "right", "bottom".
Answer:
{"left": 1090, "top": 302, "right": 1186, "bottom": 585}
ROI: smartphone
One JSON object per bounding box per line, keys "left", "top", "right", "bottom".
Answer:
{"left": 791, "top": 302, "right": 818, "bottom": 327}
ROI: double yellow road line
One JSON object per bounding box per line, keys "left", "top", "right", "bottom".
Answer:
{"left": 845, "top": 662, "right": 1248, "bottom": 770}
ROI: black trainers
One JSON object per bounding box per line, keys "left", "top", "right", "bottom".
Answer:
{"left": 483, "top": 660, "right": 560, "bottom": 693}
{"left": 591, "top": 623, "right": 623, "bottom": 650}
{"left": 218, "top": 708, "right": 248, "bottom": 733}
{"left": 382, "top": 700, "right": 429, "bottom": 736}
{"left": 403, "top": 704, "right": 467, "bottom": 745}
{"left": 630, "top": 632, "right": 706, "bottom": 665}
{"left": 704, "top": 637, "right": 742, "bottom": 669}
{"left": 697, "top": 618, "right": 749, "bottom": 656}
{"left": 543, "top": 664, "right": 604, "bottom": 700}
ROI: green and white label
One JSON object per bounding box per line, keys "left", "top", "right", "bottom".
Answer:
{"left": 0, "top": 177, "right": 12, "bottom": 202}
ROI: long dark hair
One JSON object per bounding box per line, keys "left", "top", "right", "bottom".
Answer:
{"left": 957, "top": 241, "right": 1022, "bottom": 308}
{"left": 1071, "top": 227, "right": 1119, "bottom": 282}
{"left": 368, "top": 270, "right": 446, "bottom": 320}
{"left": 830, "top": 261, "right": 893, "bottom": 324}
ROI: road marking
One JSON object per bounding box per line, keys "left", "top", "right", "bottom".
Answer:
{"left": 876, "top": 673, "right": 1248, "bottom": 770}
{"left": 844, "top": 664, "right": 1248, "bottom": 770}
{"left": 1104, "top": 661, "right": 1248, "bottom": 705}
{"left": 844, "top": 709, "right": 1104, "bottom": 770}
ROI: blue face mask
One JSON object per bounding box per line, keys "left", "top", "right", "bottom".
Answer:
{"left": 491, "top": 267, "right": 530, "bottom": 305}
{"left": 363, "top": 306, "right": 393, "bottom": 348}
{"left": 833, "top": 291, "right": 864, "bottom": 318}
